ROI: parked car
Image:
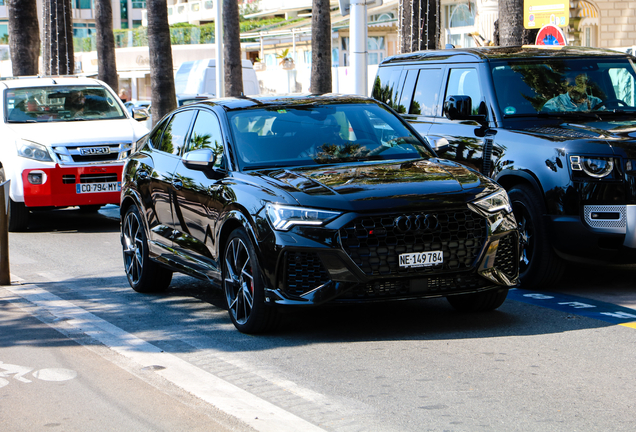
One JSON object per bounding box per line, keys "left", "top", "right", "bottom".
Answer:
{"left": 174, "top": 58, "right": 260, "bottom": 96}
{"left": 0, "top": 76, "right": 149, "bottom": 231}
{"left": 124, "top": 99, "right": 151, "bottom": 116}
{"left": 120, "top": 94, "right": 519, "bottom": 334}
{"left": 372, "top": 46, "right": 636, "bottom": 288}
{"left": 142, "top": 93, "right": 215, "bottom": 129}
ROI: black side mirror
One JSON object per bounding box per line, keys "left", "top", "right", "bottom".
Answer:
{"left": 444, "top": 95, "right": 472, "bottom": 120}
{"left": 183, "top": 148, "right": 217, "bottom": 171}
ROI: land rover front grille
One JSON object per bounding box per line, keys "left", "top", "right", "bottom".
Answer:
{"left": 493, "top": 232, "right": 519, "bottom": 279}
{"left": 339, "top": 209, "right": 488, "bottom": 276}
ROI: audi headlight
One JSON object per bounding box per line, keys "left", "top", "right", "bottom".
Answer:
{"left": 18, "top": 140, "right": 53, "bottom": 162}
{"left": 472, "top": 189, "right": 512, "bottom": 214}
{"left": 570, "top": 156, "right": 614, "bottom": 178}
{"left": 266, "top": 203, "right": 341, "bottom": 231}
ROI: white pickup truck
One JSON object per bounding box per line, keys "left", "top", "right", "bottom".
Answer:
{"left": 0, "top": 76, "right": 149, "bottom": 231}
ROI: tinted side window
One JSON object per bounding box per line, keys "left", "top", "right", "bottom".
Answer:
{"left": 186, "top": 110, "right": 225, "bottom": 170}
{"left": 446, "top": 68, "right": 483, "bottom": 115}
{"left": 409, "top": 68, "right": 443, "bottom": 116}
{"left": 372, "top": 66, "right": 404, "bottom": 112}
{"left": 155, "top": 110, "right": 195, "bottom": 155}
{"left": 148, "top": 117, "right": 169, "bottom": 150}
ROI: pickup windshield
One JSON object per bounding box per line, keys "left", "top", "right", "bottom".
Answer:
{"left": 490, "top": 57, "right": 636, "bottom": 116}
{"left": 5, "top": 85, "right": 126, "bottom": 123}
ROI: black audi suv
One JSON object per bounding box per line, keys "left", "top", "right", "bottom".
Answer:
{"left": 120, "top": 94, "right": 519, "bottom": 333}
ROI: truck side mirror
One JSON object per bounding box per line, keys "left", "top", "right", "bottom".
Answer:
{"left": 444, "top": 95, "right": 472, "bottom": 120}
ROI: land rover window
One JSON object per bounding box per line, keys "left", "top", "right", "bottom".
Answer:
{"left": 372, "top": 67, "right": 404, "bottom": 112}
{"left": 409, "top": 69, "right": 443, "bottom": 116}
{"left": 397, "top": 70, "right": 417, "bottom": 114}
{"left": 446, "top": 68, "right": 483, "bottom": 115}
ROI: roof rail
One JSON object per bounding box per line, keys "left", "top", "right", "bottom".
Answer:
{"left": 0, "top": 74, "right": 81, "bottom": 81}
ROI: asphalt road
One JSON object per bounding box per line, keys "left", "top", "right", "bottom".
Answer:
{"left": 1, "top": 205, "right": 636, "bottom": 431}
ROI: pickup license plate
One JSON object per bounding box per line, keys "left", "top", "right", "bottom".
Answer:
{"left": 399, "top": 251, "right": 443, "bottom": 268}
{"left": 76, "top": 182, "right": 121, "bottom": 194}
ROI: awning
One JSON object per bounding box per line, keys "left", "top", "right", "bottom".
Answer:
{"left": 576, "top": 0, "right": 598, "bottom": 18}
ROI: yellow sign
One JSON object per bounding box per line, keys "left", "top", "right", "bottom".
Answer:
{"left": 524, "top": 0, "right": 569, "bottom": 29}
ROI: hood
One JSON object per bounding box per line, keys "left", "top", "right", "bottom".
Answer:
{"left": 253, "top": 159, "right": 493, "bottom": 212}
{"left": 521, "top": 118, "right": 636, "bottom": 157}
{"left": 6, "top": 119, "right": 148, "bottom": 146}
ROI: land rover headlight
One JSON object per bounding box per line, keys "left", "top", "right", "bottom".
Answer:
{"left": 472, "top": 189, "right": 512, "bottom": 214}
{"left": 17, "top": 140, "right": 53, "bottom": 162}
{"left": 570, "top": 156, "right": 614, "bottom": 178}
{"left": 266, "top": 203, "right": 341, "bottom": 231}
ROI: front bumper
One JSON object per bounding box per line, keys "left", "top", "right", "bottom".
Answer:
{"left": 22, "top": 164, "right": 123, "bottom": 208}
{"left": 261, "top": 208, "right": 519, "bottom": 306}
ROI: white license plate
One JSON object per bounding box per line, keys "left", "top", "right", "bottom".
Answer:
{"left": 76, "top": 182, "right": 121, "bottom": 194}
{"left": 399, "top": 251, "right": 443, "bottom": 268}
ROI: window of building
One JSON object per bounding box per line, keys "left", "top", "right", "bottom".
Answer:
{"left": 445, "top": 2, "right": 476, "bottom": 48}
{"left": 205, "top": 1, "right": 214, "bottom": 10}
{"left": 75, "top": 0, "right": 92, "bottom": 9}
{"left": 73, "top": 23, "right": 96, "bottom": 38}
{"left": 341, "top": 36, "right": 386, "bottom": 66}
{"left": 0, "top": 21, "right": 7, "bottom": 45}
{"left": 132, "top": 1, "right": 146, "bottom": 8}
{"left": 132, "top": 20, "right": 142, "bottom": 28}
{"left": 120, "top": 0, "right": 129, "bottom": 29}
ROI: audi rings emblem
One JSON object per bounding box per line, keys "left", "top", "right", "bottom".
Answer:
{"left": 394, "top": 214, "right": 439, "bottom": 232}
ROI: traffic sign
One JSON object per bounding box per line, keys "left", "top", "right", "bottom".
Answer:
{"left": 535, "top": 24, "right": 567, "bottom": 46}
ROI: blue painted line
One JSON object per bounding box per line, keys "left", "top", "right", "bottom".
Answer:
{"left": 508, "top": 288, "right": 636, "bottom": 326}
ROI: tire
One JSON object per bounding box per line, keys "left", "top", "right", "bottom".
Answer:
{"left": 447, "top": 288, "right": 509, "bottom": 312}
{"left": 508, "top": 184, "right": 564, "bottom": 288}
{"left": 0, "top": 167, "right": 29, "bottom": 232}
{"left": 121, "top": 204, "right": 172, "bottom": 293}
{"left": 79, "top": 205, "right": 102, "bottom": 213}
{"left": 223, "top": 228, "right": 280, "bottom": 334}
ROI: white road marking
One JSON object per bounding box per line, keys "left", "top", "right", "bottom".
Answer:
{"left": 32, "top": 368, "right": 77, "bottom": 381}
{"left": 3, "top": 280, "right": 327, "bottom": 432}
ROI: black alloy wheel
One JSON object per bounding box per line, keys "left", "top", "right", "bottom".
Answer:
{"left": 122, "top": 204, "right": 172, "bottom": 293}
{"left": 508, "top": 184, "right": 564, "bottom": 288}
{"left": 223, "top": 228, "right": 279, "bottom": 334}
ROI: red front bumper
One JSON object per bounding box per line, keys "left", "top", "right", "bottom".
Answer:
{"left": 22, "top": 164, "right": 123, "bottom": 208}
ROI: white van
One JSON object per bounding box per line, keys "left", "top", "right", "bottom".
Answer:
{"left": 174, "top": 59, "right": 260, "bottom": 96}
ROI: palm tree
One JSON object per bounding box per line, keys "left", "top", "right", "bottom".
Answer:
{"left": 498, "top": 0, "right": 524, "bottom": 46}
{"left": 399, "top": 0, "right": 440, "bottom": 53}
{"left": 310, "top": 0, "right": 331, "bottom": 94}
{"left": 7, "top": 0, "right": 40, "bottom": 76}
{"left": 94, "top": 0, "right": 118, "bottom": 93}
{"left": 146, "top": 0, "right": 177, "bottom": 126}
{"left": 42, "top": 0, "right": 74, "bottom": 75}
{"left": 224, "top": 0, "right": 243, "bottom": 97}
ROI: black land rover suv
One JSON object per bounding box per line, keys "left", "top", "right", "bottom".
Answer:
{"left": 372, "top": 46, "right": 636, "bottom": 288}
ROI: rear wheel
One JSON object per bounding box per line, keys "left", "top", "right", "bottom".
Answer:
{"left": 121, "top": 204, "right": 172, "bottom": 293}
{"left": 0, "top": 167, "right": 29, "bottom": 232}
{"left": 223, "top": 228, "right": 280, "bottom": 334}
{"left": 508, "top": 184, "right": 564, "bottom": 288}
{"left": 447, "top": 288, "right": 509, "bottom": 312}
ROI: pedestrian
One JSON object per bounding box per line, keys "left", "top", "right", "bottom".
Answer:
{"left": 119, "top": 87, "right": 129, "bottom": 103}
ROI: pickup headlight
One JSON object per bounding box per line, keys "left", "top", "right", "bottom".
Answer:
{"left": 18, "top": 140, "right": 53, "bottom": 162}
{"left": 472, "top": 189, "right": 512, "bottom": 214}
{"left": 266, "top": 203, "right": 341, "bottom": 231}
{"left": 570, "top": 156, "right": 614, "bottom": 178}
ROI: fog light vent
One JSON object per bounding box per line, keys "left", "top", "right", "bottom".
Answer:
{"left": 62, "top": 175, "right": 76, "bottom": 184}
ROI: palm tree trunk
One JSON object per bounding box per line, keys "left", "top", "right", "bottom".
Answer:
{"left": 7, "top": 0, "right": 40, "bottom": 76}
{"left": 498, "top": 0, "right": 524, "bottom": 46}
{"left": 146, "top": 0, "right": 176, "bottom": 126}
{"left": 42, "top": 0, "right": 74, "bottom": 75}
{"left": 223, "top": 0, "right": 243, "bottom": 97}
{"left": 95, "top": 0, "right": 118, "bottom": 92}
{"left": 310, "top": 0, "right": 332, "bottom": 94}
{"left": 399, "top": 0, "right": 440, "bottom": 54}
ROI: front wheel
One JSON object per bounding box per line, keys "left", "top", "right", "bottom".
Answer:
{"left": 0, "top": 167, "right": 29, "bottom": 232}
{"left": 223, "top": 228, "right": 280, "bottom": 334}
{"left": 447, "top": 288, "right": 509, "bottom": 312}
{"left": 121, "top": 204, "right": 172, "bottom": 293}
{"left": 508, "top": 184, "right": 564, "bottom": 288}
